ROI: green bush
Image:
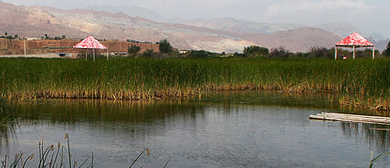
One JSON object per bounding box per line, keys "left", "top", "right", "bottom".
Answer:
{"left": 128, "top": 45, "right": 141, "bottom": 56}
{"left": 159, "top": 39, "right": 172, "bottom": 54}
{"left": 188, "top": 50, "right": 212, "bottom": 57}
{"left": 142, "top": 49, "right": 155, "bottom": 57}
{"left": 383, "top": 41, "right": 390, "bottom": 57}
{"left": 243, "top": 46, "right": 269, "bottom": 57}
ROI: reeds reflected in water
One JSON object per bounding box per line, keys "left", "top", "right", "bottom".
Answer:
{"left": 0, "top": 99, "right": 16, "bottom": 155}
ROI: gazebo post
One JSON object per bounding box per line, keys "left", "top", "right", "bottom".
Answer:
{"left": 372, "top": 46, "right": 375, "bottom": 59}
{"left": 93, "top": 49, "right": 96, "bottom": 62}
{"left": 353, "top": 45, "right": 356, "bottom": 59}
{"left": 335, "top": 46, "right": 338, "bottom": 60}
{"left": 24, "top": 39, "right": 27, "bottom": 58}
{"left": 106, "top": 49, "right": 109, "bottom": 60}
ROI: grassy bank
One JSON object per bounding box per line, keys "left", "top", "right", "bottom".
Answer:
{"left": 1, "top": 57, "right": 390, "bottom": 110}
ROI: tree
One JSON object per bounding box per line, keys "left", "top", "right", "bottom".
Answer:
{"left": 243, "top": 46, "right": 269, "bottom": 57}
{"left": 309, "top": 46, "right": 329, "bottom": 58}
{"left": 189, "top": 50, "right": 211, "bottom": 57}
{"left": 159, "top": 39, "right": 172, "bottom": 54}
{"left": 383, "top": 41, "right": 390, "bottom": 57}
{"left": 128, "top": 45, "right": 141, "bottom": 56}
{"left": 269, "top": 47, "right": 293, "bottom": 58}
{"left": 142, "top": 49, "right": 155, "bottom": 57}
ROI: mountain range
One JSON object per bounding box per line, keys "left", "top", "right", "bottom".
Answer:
{"left": 0, "top": 1, "right": 388, "bottom": 53}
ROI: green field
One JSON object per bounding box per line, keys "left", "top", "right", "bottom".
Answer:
{"left": 1, "top": 57, "right": 390, "bottom": 110}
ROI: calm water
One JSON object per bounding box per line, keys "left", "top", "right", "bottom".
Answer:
{"left": 1, "top": 91, "right": 390, "bottom": 168}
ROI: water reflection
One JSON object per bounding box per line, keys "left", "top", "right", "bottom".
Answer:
{"left": 0, "top": 100, "right": 17, "bottom": 154}
{"left": 0, "top": 122, "right": 17, "bottom": 154}
{"left": 1, "top": 91, "right": 390, "bottom": 167}
{"left": 200, "top": 91, "right": 340, "bottom": 109}
{"left": 341, "top": 122, "right": 390, "bottom": 153}
{"left": 15, "top": 99, "right": 207, "bottom": 124}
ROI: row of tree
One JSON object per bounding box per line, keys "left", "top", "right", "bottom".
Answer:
{"left": 0, "top": 32, "right": 69, "bottom": 40}
{"left": 42, "top": 34, "right": 66, "bottom": 40}
{"left": 238, "top": 42, "right": 390, "bottom": 59}
{"left": 241, "top": 44, "right": 390, "bottom": 58}
{"left": 127, "top": 39, "right": 390, "bottom": 59}
{"left": 127, "top": 38, "right": 172, "bottom": 57}
{"left": 0, "top": 32, "right": 18, "bottom": 39}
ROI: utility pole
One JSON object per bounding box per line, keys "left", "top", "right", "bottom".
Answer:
{"left": 24, "top": 38, "right": 27, "bottom": 58}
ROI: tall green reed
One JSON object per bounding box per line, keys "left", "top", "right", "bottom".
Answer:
{"left": 369, "top": 152, "right": 390, "bottom": 168}
{"left": 1, "top": 57, "right": 390, "bottom": 110}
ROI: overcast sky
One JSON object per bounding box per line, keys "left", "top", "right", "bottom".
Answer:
{"left": 3, "top": 0, "right": 390, "bottom": 39}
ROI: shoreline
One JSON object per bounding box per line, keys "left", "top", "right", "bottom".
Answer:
{"left": 3, "top": 85, "right": 387, "bottom": 113}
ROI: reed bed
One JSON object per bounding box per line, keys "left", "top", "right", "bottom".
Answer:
{"left": 1, "top": 57, "right": 390, "bottom": 110}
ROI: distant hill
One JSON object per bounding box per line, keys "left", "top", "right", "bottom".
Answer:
{"left": 315, "top": 22, "right": 361, "bottom": 37}
{"left": 0, "top": 0, "right": 344, "bottom": 53}
{"left": 376, "top": 40, "right": 389, "bottom": 52}
{"left": 173, "top": 17, "right": 390, "bottom": 52}
{"left": 0, "top": 1, "right": 89, "bottom": 38}
{"left": 173, "top": 17, "right": 304, "bottom": 34}
{"left": 241, "top": 27, "right": 342, "bottom": 52}
{"left": 175, "top": 17, "right": 362, "bottom": 38}
{"left": 87, "top": 5, "right": 167, "bottom": 22}
{"left": 174, "top": 18, "right": 390, "bottom": 52}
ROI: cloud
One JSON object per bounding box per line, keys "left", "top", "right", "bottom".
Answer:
{"left": 132, "top": 0, "right": 260, "bottom": 19}
{"left": 265, "top": 0, "right": 375, "bottom": 17}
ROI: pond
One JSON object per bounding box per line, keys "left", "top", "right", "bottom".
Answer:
{"left": 1, "top": 91, "right": 390, "bottom": 168}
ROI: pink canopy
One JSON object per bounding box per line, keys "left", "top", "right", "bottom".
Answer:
{"left": 335, "top": 32, "right": 375, "bottom": 59}
{"left": 336, "top": 32, "right": 374, "bottom": 47}
{"left": 73, "top": 36, "right": 107, "bottom": 49}
{"left": 73, "top": 36, "right": 108, "bottom": 61}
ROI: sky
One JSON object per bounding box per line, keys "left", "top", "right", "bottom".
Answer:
{"left": 3, "top": 0, "right": 390, "bottom": 40}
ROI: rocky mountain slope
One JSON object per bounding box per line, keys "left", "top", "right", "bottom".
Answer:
{"left": 176, "top": 18, "right": 361, "bottom": 37}
{"left": 241, "top": 27, "right": 342, "bottom": 52}
{"left": 0, "top": 1, "right": 89, "bottom": 38}
{"left": 0, "top": 0, "right": 345, "bottom": 53}
{"left": 88, "top": 5, "right": 167, "bottom": 22}
{"left": 173, "top": 17, "right": 304, "bottom": 34}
